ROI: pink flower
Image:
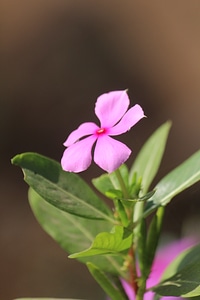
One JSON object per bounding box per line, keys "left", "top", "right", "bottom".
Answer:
{"left": 61, "top": 90, "right": 144, "bottom": 173}
{"left": 122, "top": 238, "right": 196, "bottom": 300}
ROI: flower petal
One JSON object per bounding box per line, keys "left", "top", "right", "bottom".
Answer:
{"left": 109, "top": 104, "right": 145, "bottom": 135}
{"left": 63, "top": 122, "right": 98, "bottom": 147}
{"left": 61, "top": 135, "right": 97, "bottom": 172}
{"left": 148, "top": 237, "right": 196, "bottom": 289}
{"left": 117, "top": 239, "right": 196, "bottom": 300}
{"left": 94, "top": 135, "right": 131, "bottom": 173}
{"left": 144, "top": 237, "right": 196, "bottom": 300}
{"left": 121, "top": 280, "right": 135, "bottom": 300}
{"left": 95, "top": 90, "right": 130, "bottom": 128}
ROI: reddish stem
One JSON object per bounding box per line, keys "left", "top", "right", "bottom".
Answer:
{"left": 128, "top": 246, "right": 138, "bottom": 295}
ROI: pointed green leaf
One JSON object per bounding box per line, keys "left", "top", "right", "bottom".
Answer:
{"left": 160, "top": 243, "right": 200, "bottom": 282}
{"left": 152, "top": 244, "right": 200, "bottom": 297}
{"left": 87, "top": 262, "right": 128, "bottom": 300}
{"left": 145, "top": 150, "right": 200, "bottom": 216}
{"left": 12, "top": 153, "right": 113, "bottom": 221}
{"left": 105, "top": 189, "right": 123, "bottom": 200}
{"left": 92, "top": 164, "right": 129, "bottom": 197}
{"left": 137, "top": 218, "right": 147, "bottom": 277}
{"left": 115, "top": 200, "right": 130, "bottom": 227}
{"left": 145, "top": 206, "right": 165, "bottom": 275}
{"left": 28, "top": 188, "right": 124, "bottom": 274}
{"left": 69, "top": 226, "right": 132, "bottom": 258}
{"left": 130, "top": 121, "right": 171, "bottom": 194}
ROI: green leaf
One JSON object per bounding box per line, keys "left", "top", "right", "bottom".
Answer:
{"left": 145, "top": 150, "right": 200, "bottom": 216}
{"left": 12, "top": 153, "right": 113, "bottom": 221}
{"left": 129, "top": 121, "right": 171, "bottom": 195}
{"left": 87, "top": 262, "right": 128, "bottom": 300}
{"left": 105, "top": 189, "right": 123, "bottom": 200}
{"left": 152, "top": 244, "right": 200, "bottom": 297}
{"left": 69, "top": 225, "right": 132, "bottom": 258}
{"left": 160, "top": 243, "right": 200, "bottom": 282}
{"left": 14, "top": 299, "right": 82, "bottom": 300}
{"left": 114, "top": 199, "right": 130, "bottom": 227}
{"left": 145, "top": 206, "right": 165, "bottom": 275}
{"left": 137, "top": 218, "right": 147, "bottom": 277}
{"left": 28, "top": 188, "right": 124, "bottom": 274}
{"left": 92, "top": 164, "right": 129, "bottom": 198}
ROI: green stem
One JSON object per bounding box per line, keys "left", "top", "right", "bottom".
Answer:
{"left": 136, "top": 279, "right": 146, "bottom": 300}
{"left": 136, "top": 206, "right": 165, "bottom": 300}
{"left": 114, "top": 169, "right": 133, "bottom": 222}
{"left": 115, "top": 169, "right": 139, "bottom": 296}
{"left": 114, "top": 168, "right": 129, "bottom": 199}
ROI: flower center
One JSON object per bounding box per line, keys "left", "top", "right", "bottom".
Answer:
{"left": 96, "top": 127, "right": 107, "bottom": 135}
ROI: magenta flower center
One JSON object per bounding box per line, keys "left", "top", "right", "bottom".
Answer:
{"left": 96, "top": 127, "right": 107, "bottom": 136}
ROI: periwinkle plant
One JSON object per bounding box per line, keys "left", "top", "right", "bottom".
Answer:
{"left": 12, "top": 91, "right": 200, "bottom": 300}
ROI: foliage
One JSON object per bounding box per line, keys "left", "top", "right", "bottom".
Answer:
{"left": 12, "top": 121, "right": 200, "bottom": 300}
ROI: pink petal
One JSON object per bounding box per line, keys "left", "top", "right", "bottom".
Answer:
{"left": 61, "top": 135, "right": 97, "bottom": 172}
{"left": 94, "top": 135, "right": 131, "bottom": 173}
{"left": 144, "top": 290, "right": 179, "bottom": 300}
{"left": 95, "top": 90, "right": 130, "bottom": 128}
{"left": 119, "top": 238, "right": 196, "bottom": 300}
{"left": 121, "top": 280, "right": 135, "bottom": 300}
{"left": 63, "top": 122, "right": 98, "bottom": 147}
{"left": 109, "top": 104, "right": 145, "bottom": 136}
{"left": 148, "top": 238, "right": 196, "bottom": 289}
{"left": 120, "top": 280, "right": 180, "bottom": 300}
{"left": 144, "top": 238, "right": 196, "bottom": 300}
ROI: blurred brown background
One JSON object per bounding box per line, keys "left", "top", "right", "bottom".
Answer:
{"left": 1, "top": 1, "right": 200, "bottom": 299}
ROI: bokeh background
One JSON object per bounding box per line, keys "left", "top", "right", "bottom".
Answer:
{"left": 1, "top": 1, "right": 200, "bottom": 299}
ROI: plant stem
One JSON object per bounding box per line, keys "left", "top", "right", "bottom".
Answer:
{"left": 115, "top": 169, "right": 139, "bottom": 296}
{"left": 135, "top": 279, "right": 146, "bottom": 300}
{"left": 128, "top": 246, "right": 138, "bottom": 295}
{"left": 114, "top": 169, "right": 129, "bottom": 199}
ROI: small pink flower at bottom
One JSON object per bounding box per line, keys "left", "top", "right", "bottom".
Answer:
{"left": 121, "top": 238, "right": 196, "bottom": 300}
{"left": 61, "top": 90, "right": 145, "bottom": 173}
